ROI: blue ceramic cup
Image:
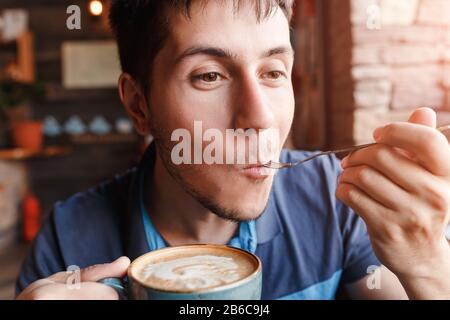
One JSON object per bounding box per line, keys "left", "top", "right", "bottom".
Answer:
{"left": 100, "top": 244, "right": 262, "bottom": 300}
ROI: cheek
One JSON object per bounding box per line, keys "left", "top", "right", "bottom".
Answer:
{"left": 272, "top": 87, "right": 295, "bottom": 140}
{"left": 150, "top": 65, "right": 232, "bottom": 141}
{"left": 169, "top": 83, "right": 233, "bottom": 129}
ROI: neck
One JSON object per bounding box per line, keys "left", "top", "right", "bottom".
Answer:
{"left": 145, "top": 151, "right": 238, "bottom": 246}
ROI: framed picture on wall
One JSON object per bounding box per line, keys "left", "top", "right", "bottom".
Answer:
{"left": 62, "top": 40, "right": 121, "bottom": 89}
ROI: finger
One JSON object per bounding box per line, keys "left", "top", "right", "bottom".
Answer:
{"left": 391, "top": 107, "right": 437, "bottom": 160}
{"left": 342, "top": 144, "right": 443, "bottom": 200}
{"left": 23, "top": 282, "right": 119, "bottom": 300}
{"left": 336, "top": 181, "right": 391, "bottom": 231}
{"left": 21, "top": 270, "right": 81, "bottom": 297}
{"left": 408, "top": 107, "right": 436, "bottom": 127}
{"left": 16, "top": 278, "right": 57, "bottom": 299}
{"left": 372, "top": 122, "right": 450, "bottom": 176}
{"left": 404, "top": 107, "right": 436, "bottom": 161}
{"left": 374, "top": 107, "right": 438, "bottom": 162}
{"left": 80, "top": 256, "right": 130, "bottom": 282}
{"left": 47, "top": 271, "right": 75, "bottom": 283}
{"left": 339, "top": 165, "right": 413, "bottom": 213}
{"left": 63, "top": 282, "right": 119, "bottom": 300}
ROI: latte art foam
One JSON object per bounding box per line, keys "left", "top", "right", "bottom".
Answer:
{"left": 130, "top": 246, "right": 258, "bottom": 293}
{"left": 141, "top": 255, "right": 240, "bottom": 291}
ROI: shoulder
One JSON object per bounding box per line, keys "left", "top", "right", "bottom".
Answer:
{"left": 16, "top": 168, "right": 138, "bottom": 294}
{"left": 54, "top": 168, "right": 135, "bottom": 223}
{"left": 273, "top": 148, "right": 342, "bottom": 201}
{"left": 50, "top": 168, "right": 137, "bottom": 264}
{"left": 269, "top": 148, "right": 347, "bottom": 241}
{"left": 267, "top": 149, "right": 344, "bottom": 238}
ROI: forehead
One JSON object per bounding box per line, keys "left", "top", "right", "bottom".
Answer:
{"left": 164, "top": 1, "right": 291, "bottom": 61}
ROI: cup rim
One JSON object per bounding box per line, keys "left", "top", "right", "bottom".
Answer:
{"left": 128, "top": 244, "right": 262, "bottom": 294}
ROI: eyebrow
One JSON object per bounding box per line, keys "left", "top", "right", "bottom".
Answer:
{"left": 174, "top": 45, "right": 295, "bottom": 65}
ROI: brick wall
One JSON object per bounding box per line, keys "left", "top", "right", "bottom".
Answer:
{"left": 324, "top": 0, "right": 450, "bottom": 147}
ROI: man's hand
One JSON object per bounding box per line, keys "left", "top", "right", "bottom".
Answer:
{"left": 336, "top": 107, "right": 450, "bottom": 299}
{"left": 16, "top": 256, "right": 130, "bottom": 300}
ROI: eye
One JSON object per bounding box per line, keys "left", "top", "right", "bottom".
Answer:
{"left": 193, "top": 72, "right": 222, "bottom": 83}
{"left": 262, "top": 71, "right": 286, "bottom": 80}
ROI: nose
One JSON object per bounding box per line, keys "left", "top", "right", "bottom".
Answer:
{"left": 233, "top": 72, "right": 275, "bottom": 130}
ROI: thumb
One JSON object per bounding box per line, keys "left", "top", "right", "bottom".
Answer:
{"left": 80, "top": 256, "right": 131, "bottom": 282}
{"left": 408, "top": 107, "right": 436, "bottom": 128}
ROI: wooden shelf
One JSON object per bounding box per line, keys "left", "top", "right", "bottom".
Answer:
{"left": 70, "top": 133, "right": 138, "bottom": 145}
{"left": 45, "top": 83, "right": 118, "bottom": 102}
{"left": 0, "top": 135, "right": 138, "bottom": 160}
{"left": 0, "top": 146, "right": 72, "bottom": 160}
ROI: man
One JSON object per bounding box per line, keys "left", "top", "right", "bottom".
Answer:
{"left": 16, "top": 0, "right": 450, "bottom": 299}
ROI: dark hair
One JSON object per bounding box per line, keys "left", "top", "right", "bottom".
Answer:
{"left": 109, "top": 0, "right": 294, "bottom": 91}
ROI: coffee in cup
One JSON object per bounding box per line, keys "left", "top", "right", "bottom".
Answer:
{"left": 131, "top": 245, "right": 257, "bottom": 293}
{"left": 101, "top": 244, "right": 262, "bottom": 300}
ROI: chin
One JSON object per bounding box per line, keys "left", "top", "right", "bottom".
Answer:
{"left": 211, "top": 201, "right": 268, "bottom": 222}
{"left": 211, "top": 175, "right": 274, "bottom": 221}
{"left": 209, "top": 186, "right": 273, "bottom": 222}
{"left": 185, "top": 179, "right": 271, "bottom": 222}
{"left": 230, "top": 204, "right": 267, "bottom": 221}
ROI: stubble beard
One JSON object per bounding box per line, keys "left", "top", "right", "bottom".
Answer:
{"left": 152, "top": 135, "right": 269, "bottom": 223}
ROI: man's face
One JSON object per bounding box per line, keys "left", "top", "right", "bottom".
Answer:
{"left": 148, "top": 1, "right": 295, "bottom": 221}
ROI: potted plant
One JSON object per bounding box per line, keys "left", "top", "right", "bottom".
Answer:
{"left": 0, "top": 79, "right": 45, "bottom": 150}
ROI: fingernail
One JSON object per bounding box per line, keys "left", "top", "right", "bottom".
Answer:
{"left": 373, "top": 126, "right": 383, "bottom": 141}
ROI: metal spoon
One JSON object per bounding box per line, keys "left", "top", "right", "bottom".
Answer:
{"left": 264, "top": 125, "right": 450, "bottom": 170}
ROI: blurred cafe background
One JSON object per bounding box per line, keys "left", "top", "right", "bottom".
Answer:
{"left": 1, "top": 0, "right": 450, "bottom": 299}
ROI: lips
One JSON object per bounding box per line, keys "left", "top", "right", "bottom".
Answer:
{"left": 242, "top": 163, "right": 265, "bottom": 170}
{"left": 240, "top": 164, "right": 273, "bottom": 179}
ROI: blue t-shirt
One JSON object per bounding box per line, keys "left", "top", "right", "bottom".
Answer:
{"left": 16, "top": 143, "right": 380, "bottom": 299}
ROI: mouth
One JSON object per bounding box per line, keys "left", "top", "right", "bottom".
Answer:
{"left": 239, "top": 164, "right": 273, "bottom": 179}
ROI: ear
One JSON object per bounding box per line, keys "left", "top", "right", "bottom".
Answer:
{"left": 118, "top": 73, "right": 151, "bottom": 135}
